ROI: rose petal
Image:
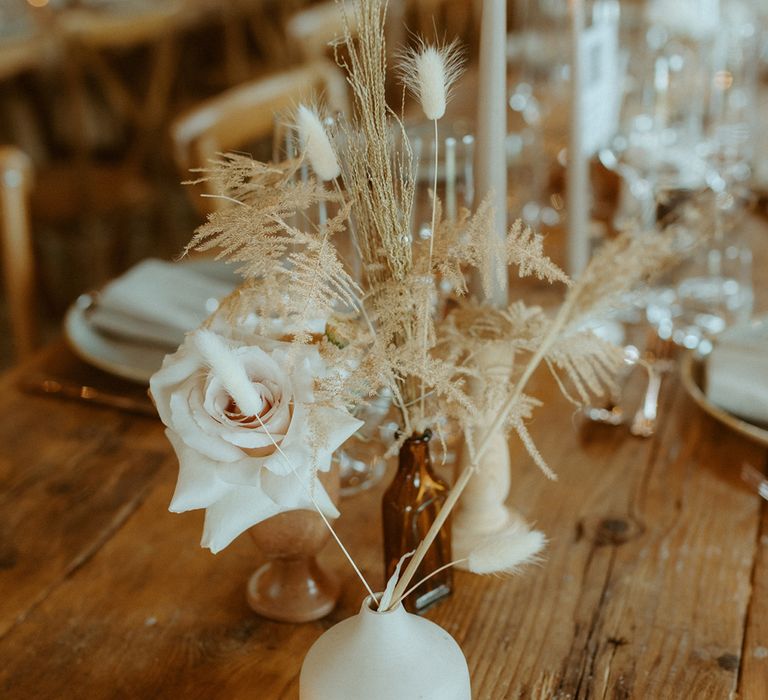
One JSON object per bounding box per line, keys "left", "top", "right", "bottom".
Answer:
{"left": 215, "top": 456, "right": 264, "bottom": 487}
{"left": 213, "top": 402, "right": 289, "bottom": 449}
{"left": 166, "top": 429, "right": 233, "bottom": 512}
{"left": 239, "top": 344, "right": 286, "bottom": 385}
{"left": 170, "top": 391, "right": 243, "bottom": 462}
{"left": 262, "top": 403, "right": 314, "bottom": 476}
{"left": 149, "top": 343, "right": 203, "bottom": 426}
{"left": 203, "top": 373, "right": 264, "bottom": 420}
{"left": 199, "top": 350, "right": 292, "bottom": 449}
{"left": 200, "top": 485, "right": 282, "bottom": 553}
{"left": 288, "top": 354, "right": 316, "bottom": 403}
{"left": 312, "top": 405, "right": 364, "bottom": 453}
{"left": 260, "top": 469, "right": 339, "bottom": 519}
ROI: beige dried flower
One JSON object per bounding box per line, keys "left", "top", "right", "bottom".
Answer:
{"left": 397, "top": 38, "right": 466, "bottom": 121}
{"left": 467, "top": 526, "right": 546, "bottom": 575}
{"left": 295, "top": 104, "right": 340, "bottom": 181}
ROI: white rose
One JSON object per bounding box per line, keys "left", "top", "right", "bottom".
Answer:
{"left": 150, "top": 329, "right": 362, "bottom": 553}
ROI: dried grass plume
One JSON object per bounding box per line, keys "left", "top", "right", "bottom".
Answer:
{"left": 295, "top": 104, "right": 340, "bottom": 181}
{"left": 467, "top": 526, "right": 546, "bottom": 575}
{"left": 398, "top": 38, "right": 466, "bottom": 120}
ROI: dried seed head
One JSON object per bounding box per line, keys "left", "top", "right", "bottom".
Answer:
{"left": 295, "top": 104, "right": 341, "bottom": 181}
{"left": 193, "top": 329, "right": 264, "bottom": 417}
{"left": 398, "top": 38, "right": 466, "bottom": 121}
{"left": 467, "top": 525, "right": 546, "bottom": 575}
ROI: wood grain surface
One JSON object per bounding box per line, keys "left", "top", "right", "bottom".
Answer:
{"left": 0, "top": 216, "right": 767, "bottom": 699}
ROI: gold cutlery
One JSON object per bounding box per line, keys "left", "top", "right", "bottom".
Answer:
{"left": 19, "top": 375, "right": 156, "bottom": 417}
{"left": 741, "top": 463, "right": 768, "bottom": 501}
{"left": 630, "top": 334, "right": 675, "bottom": 438}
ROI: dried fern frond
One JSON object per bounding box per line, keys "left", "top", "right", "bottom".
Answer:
{"left": 506, "top": 221, "right": 570, "bottom": 285}
{"left": 566, "top": 229, "right": 677, "bottom": 327}
{"left": 443, "top": 196, "right": 505, "bottom": 299}
{"left": 185, "top": 153, "right": 302, "bottom": 207}
{"left": 386, "top": 223, "right": 701, "bottom": 608}
{"left": 546, "top": 330, "right": 624, "bottom": 405}
{"left": 439, "top": 299, "right": 548, "bottom": 351}
{"left": 429, "top": 198, "right": 568, "bottom": 298}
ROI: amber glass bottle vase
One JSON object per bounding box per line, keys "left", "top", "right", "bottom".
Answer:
{"left": 382, "top": 429, "right": 452, "bottom": 613}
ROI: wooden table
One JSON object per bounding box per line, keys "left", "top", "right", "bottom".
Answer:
{"left": 1, "top": 219, "right": 767, "bottom": 699}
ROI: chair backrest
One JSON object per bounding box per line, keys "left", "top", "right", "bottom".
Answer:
{"left": 170, "top": 59, "right": 349, "bottom": 216}
{"left": 0, "top": 147, "right": 36, "bottom": 360}
{"left": 285, "top": 1, "right": 359, "bottom": 61}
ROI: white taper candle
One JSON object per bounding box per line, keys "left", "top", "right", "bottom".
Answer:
{"left": 567, "top": 0, "right": 590, "bottom": 277}
{"left": 474, "top": 0, "right": 508, "bottom": 306}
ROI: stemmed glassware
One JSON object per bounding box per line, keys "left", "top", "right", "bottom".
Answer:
{"left": 586, "top": 1, "right": 760, "bottom": 425}
{"left": 599, "top": 23, "right": 710, "bottom": 234}
{"left": 508, "top": 0, "right": 570, "bottom": 227}
{"left": 646, "top": 1, "right": 759, "bottom": 352}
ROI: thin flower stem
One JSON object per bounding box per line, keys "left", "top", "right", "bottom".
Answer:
{"left": 386, "top": 288, "right": 581, "bottom": 610}
{"left": 333, "top": 178, "right": 365, "bottom": 280}
{"left": 250, "top": 411, "right": 376, "bottom": 601}
{"left": 200, "top": 193, "right": 247, "bottom": 207}
{"left": 419, "top": 118, "right": 440, "bottom": 420}
{"left": 399, "top": 558, "right": 467, "bottom": 602}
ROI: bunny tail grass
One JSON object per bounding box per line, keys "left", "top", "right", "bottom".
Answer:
{"left": 193, "top": 329, "right": 264, "bottom": 417}
{"left": 295, "top": 104, "right": 340, "bottom": 181}
{"left": 398, "top": 38, "right": 465, "bottom": 121}
{"left": 467, "top": 527, "right": 546, "bottom": 575}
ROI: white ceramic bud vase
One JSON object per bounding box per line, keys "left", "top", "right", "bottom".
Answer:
{"left": 299, "top": 596, "right": 471, "bottom": 700}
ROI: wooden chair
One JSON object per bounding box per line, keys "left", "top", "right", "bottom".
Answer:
{"left": 0, "top": 147, "right": 36, "bottom": 360}
{"left": 21, "top": 6, "right": 187, "bottom": 277}
{"left": 408, "top": 0, "right": 478, "bottom": 43}
{"left": 285, "top": 1, "right": 360, "bottom": 62}
{"left": 285, "top": 1, "right": 406, "bottom": 68}
{"left": 170, "top": 59, "right": 349, "bottom": 216}
{"left": 57, "top": 4, "right": 184, "bottom": 171}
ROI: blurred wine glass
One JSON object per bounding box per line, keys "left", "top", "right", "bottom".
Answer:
{"left": 648, "top": 0, "right": 760, "bottom": 351}
{"left": 599, "top": 28, "right": 709, "bottom": 232}
{"left": 508, "top": 0, "right": 570, "bottom": 226}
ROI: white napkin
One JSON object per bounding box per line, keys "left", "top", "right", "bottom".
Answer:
{"left": 646, "top": 0, "right": 719, "bottom": 39}
{"left": 706, "top": 317, "right": 768, "bottom": 425}
{"left": 88, "top": 259, "right": 236, "bottom": 348}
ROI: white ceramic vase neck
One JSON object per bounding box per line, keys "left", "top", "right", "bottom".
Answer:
{"left": 300, "top": 597, "right": 471, "bottom": 700}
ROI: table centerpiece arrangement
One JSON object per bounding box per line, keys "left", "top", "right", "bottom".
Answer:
{"left": 148, "top": 0, "right": 692, "bottom": 695}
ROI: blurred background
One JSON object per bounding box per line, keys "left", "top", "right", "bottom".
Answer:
{"left": 0, "top": 0, "right": 766, "bottom": 369}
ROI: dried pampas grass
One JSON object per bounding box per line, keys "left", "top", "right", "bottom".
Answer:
{"left": 176, "top": 0, "right": 704, "bottom": 610}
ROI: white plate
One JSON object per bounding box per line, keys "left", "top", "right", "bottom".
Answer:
{"left": 63, "top": 259, "right": 238, "bottom": 384}
{"left": 681, "top": 350, "right": 768, "bottom": 449}
{"left": 64, "top": 295, "right": 169, "bottom": 384}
